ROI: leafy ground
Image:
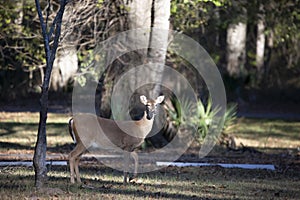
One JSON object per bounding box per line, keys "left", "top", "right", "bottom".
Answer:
{"left": 0, "top": 112, "right": 299, "bottom": 199}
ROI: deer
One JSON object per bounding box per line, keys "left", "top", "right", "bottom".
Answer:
{"left": 68, "top": 95, "right": 165, "bottom": 184}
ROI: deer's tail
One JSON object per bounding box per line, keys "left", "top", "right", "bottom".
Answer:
{"left": 68, "top": 118, "right": 76, "bottom": 144}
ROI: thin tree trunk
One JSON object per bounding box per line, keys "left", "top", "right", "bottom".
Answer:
{"left": 34, "top": 89, "right": 48, "bottom": 188}
{"left": 256, "top": 3, "right": 265, "bottom": 82}
{"left": 33, "top": 0, "right": 67, "bottom": 189}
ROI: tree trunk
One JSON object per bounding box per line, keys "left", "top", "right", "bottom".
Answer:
{"left": 148, "top": 0, "right": 170, "bottom": 97}
{"left": 51, "top": 5, "right": 78, "bottom": 91}
{"left": 226, "top": 6, "right": 247, "bottom": 78}
{"left": 226, "top": 21, "right": 247, "bottom": 78}
{"left": 127, "top": 0, "right": 152, "bottom": 82}
{"left": 256, "top": 3, "right": 265, "bottom": 82}
{"left": 33, "top": 0, "right": 67, "bottom": 189}
{"left": 125, "top": 0, "right": 170, "bottom": 147}
{"left": 51, "top": 45, "right": 78, "bottom": 91}
{"left": 146, "top": 0, "right": 170, "bottom": 147}
{"left": 125, "top": 0, "right": 170, "bottom": 97}
{"left": 34, "top": 91, "right": 48, "bottom": 188}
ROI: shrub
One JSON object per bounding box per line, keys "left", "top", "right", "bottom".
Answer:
{"left": 166, "top": 96, "right": 237, "bottom": 143}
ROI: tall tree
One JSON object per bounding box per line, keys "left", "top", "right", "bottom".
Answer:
{"left": 255, "top": 2, "right": 265, "bottom": 82}
{"left": 226, "top": 1, "right": 247, "bottom": 78}
{"left": 33, "top": 0, "right": 67, "bottom": 188}
{"left": 95, "top": 0, "right": 170, "bottom": 116}
{"left": 51, "top": 3, "right": 78, "bottom": 91}
{"left": 126, "top": 0, "right": 170, "bottom": 147}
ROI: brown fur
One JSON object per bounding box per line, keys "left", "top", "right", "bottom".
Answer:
{"left": 68, "top": 95, "right": 164, "bottom": 184}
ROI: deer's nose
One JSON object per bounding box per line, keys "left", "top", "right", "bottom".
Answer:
{"left": 146, "top": 110, "right": 155, "bottom": 120}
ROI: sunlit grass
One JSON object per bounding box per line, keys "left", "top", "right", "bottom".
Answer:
{"left": 226, "top": 118, "right": 300, "bottom": 149}
{"left": 1, "top": 112, "right": 300, "bottom": 153}
{"left": 0, "top": 112, "right": 71, "bottom": 151}
{"left": 0, "top": 112, "right": 70, "bottom": 123}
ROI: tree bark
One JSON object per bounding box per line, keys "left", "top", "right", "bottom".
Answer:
{"left": 125, "top": 0, "right": 170, "bottom": 98}
{"left": 226, "top": 6, "right": 247, "bottom": 78}
{"left": 256, "top": 3, "right": 265, "bottom": 82}
{"left": 146, "top": 0, "right": 170, "bottom": 147}
{"left": 226, "top": 22, "right": 247, "bottom": 77}
{"left": 51, "top": 4, "right": 78, "bottom": 91}
{"left": 33, "top": 0, "right": 67, "bottom": 189}
{"left": 148, "top": 0, "right": 170, "bottom": 97}
{"left": 51, "top": 45, "right": 78, "bottom": 91}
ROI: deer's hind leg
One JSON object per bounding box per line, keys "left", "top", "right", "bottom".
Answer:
{"left": 69, "top": 142, "right": 85, "bottom": 184}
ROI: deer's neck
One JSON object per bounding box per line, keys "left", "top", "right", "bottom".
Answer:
{"left": 134, "top": 111, "right": 154, "bottom": 137}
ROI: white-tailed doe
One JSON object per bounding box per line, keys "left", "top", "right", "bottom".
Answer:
{"left": 68, "top": 95, "right": 164, "bottom": 184}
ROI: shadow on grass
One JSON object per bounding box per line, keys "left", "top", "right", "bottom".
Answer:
{"left": 0, "top": 122, "right": 36, "bottom": 137}
{"left": 0, "top": 121, "right": 70, "bottom": 152}
{"left": 1, "top": 165, "right": 299, "bottom": 200}
{"left": 49, "top": 164, "right": 300, "bottom": 199}
{"left": 0, "top": 121, "right": 67, "bottom": 137}
{"left": 0, "top": 141, "right": 74, "bottom": 153}
{"left": 0, "top": 170, "right": 204, "bottom": 200}
{"left": 0, "top": 141, "right": 33, "bottom": 150}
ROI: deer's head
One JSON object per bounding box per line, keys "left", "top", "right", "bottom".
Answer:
{"left": 140, "top": 95, "right": 164, "bottom": 120}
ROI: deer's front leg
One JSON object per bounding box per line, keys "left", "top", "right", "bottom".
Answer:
{"left": 123, "top": 151, "right": 130, "bottom": 184}
{"left": 75, "top": 157, "right": 81, "bottom": 183}
{"left": 69, "top": 155, "right": 76, "bottom": 184}
{"left": 129, "top": 151, "right": 138, "bottom": 182}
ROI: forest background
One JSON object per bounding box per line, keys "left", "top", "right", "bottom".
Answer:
{"left": 0, "top": 0, "right": 299, "bottom": 112}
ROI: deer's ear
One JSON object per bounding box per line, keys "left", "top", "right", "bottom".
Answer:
{"left": 140, "top": 95, "right": 148, "bottom": 105}
{"left": 155, "top": 95, "right": 165, "bottom": 104}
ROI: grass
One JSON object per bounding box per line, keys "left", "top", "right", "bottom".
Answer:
{"left": 0, "top": 112, "right": 71, "bottom": 152}
{"left": 225, "top": 118, "right": 300, "bottom": 149}
{"left": 0, "top": 112, "right": 300, "bottom": 199}
{"left": 0, "top": 165, "right": 299, "bottom": 199}
{"left": 1, "top": 112, "right": 299, "bottom": 152}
